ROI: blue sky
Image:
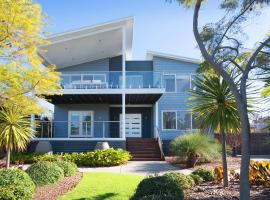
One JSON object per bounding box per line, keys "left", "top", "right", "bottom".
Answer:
{"left": 37, "top": 0, "right": 270, "bottom": 60}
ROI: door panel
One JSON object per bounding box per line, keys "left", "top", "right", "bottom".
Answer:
{"left": 120, "top": 114, "right": 142, "bottom": 137}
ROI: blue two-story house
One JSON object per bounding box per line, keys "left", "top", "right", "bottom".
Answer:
{"left": 32, "top": 17, "right": 200, "bottom": 160}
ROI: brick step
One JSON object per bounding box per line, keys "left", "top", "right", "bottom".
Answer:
{"left": 127, "top": 146, "right": 159, "bottom": 149}
{"left": 131, "top": 157, "right": 163, "bottom": 161}
{"left": 131, "top": 154, "right": 161, "bottom": 158}
{"left": 129, "top": 149, "right": 160, "bottom": 154}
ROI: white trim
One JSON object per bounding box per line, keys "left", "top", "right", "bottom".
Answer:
{"left": 68, "top": 111, "right": 94, "bottom": 137}
{"left": 46, "top": 16, "right": 134, "bottom": 42}
{"left": 146, "top": 51, "right": 201, "bottom": 64}
{"left": 31, "top": 138, "right": 126, "bottom": 141}
{"left": 161, "top": 110, "right": 193, "bottom": 131}
{"left": 109, "top": 104, "right": 153, "bottom": 107}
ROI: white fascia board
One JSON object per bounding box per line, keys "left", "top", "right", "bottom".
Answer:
{"left": 146, "top": 51, "right": 201, "bottom": 64}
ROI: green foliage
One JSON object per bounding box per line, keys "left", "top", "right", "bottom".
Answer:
{"left": 26, "top": 162, "right": 64, "bottom": 186}
{"left": 190, "top": 75, "right": 240, "bottom": 132}
{"left": 140, "top": 194, "right": 179, "bottom": 200}
{"left": 169, "top": 132, "right": 221, "bottom": 164}
{"left": 55, "top": 161, "right": 78, "bottom": 177}
{"left": 0, "top": 169, "right": 35, "bottom": 200}
{"left": 230, "top": 161, "right": 270, "bottom": 187}
{"left": 192, "top": 168, "right": 214, "bottom": 182}
{"left": 189, "top": 174, "right": 203, "bottom": 185}
{"left": 132, "top": 176, "right": 184, "bottom": 200}
{"left": 12, "top": 148, "right": 131, "bottom": 167}
{"left": 164, "top": 172, "right": 195, "bottom": 190}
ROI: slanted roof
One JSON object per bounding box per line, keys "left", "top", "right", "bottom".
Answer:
{"left": 40, "top": 17, "right": 134, "bottom": 69}
{"left": 146, "top": 51, "right": 201, "bottom": 64}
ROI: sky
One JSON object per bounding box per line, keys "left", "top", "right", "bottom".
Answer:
{"left": 37, "top": 0, "right": 270, "bottom": 116}
{"left": 37, "top": 0, "right": 270, "bottom": 60}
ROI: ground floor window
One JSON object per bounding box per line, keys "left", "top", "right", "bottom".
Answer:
{"left": 68, "top": 111, "right": 93, "bottom": 137}
{"left": 162, "top": 110, "right": 198, "bottom": 131}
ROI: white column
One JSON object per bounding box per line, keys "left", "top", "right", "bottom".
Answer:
{"left": 154, "top": 102, "right": 159, "bottom": 138}
{"left": 121, "top": 26, "right": 126, "bottom": 139}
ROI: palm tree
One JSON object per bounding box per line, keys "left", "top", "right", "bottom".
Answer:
{"left": 190, "top": 74, "right": 240, "bottom": 187}
{"left": 0, "top": 106, "right": 34, "bottom": 168}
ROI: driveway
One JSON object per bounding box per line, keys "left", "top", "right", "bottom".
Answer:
{"left": 79, "top": 161, "right": 192, "bottom": 176}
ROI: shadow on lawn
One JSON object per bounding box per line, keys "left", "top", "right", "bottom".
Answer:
{"left": 74, "top": 192, "right": 117, "bottom": 200}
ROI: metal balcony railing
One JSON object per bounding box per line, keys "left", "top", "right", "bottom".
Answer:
{"left": 60, "top": 71, "right": 164, "bottom": 89}
{"left": 34, "top": 120, "right": 122, "bottom": 139}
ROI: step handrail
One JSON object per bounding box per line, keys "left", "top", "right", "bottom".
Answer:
{"left": 155, "top": 127, "right": 165, "bottom": 160}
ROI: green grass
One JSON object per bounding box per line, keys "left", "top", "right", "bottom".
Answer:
{"left": 59, "top": 172, "right": 144, "bottom": 200}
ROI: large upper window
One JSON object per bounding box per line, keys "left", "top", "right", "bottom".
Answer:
{"left": 163, "top": 74, "right": 191, "bottom": 93}
{"left": 162, "top": 111, "right": 192, "bottom": 130}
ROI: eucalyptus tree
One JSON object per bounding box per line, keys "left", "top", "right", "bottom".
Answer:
{"left": 190, "top": 74, "right": 240, "bottom": 187}
{"left": 175, "top": 1, "right": 270, "bottom": 199}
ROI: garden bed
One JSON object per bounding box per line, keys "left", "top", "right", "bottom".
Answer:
{"left": 185, "top": 182, "right": 270, "bottom": 200}
{"left": 166, "top": 156, "right": 241, "bottom": 170}
{"left": 32, "top": 172, "right": 82, "bottom": 200}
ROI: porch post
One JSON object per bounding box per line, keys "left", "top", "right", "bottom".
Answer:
{"left": 121, "top": 26, "right": 126, "bottom": 139}
{"left": 154, "top": 102, "right": 159, "bottom": 138}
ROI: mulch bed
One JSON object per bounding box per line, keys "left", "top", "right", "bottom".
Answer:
{"left": 185, "top": 182, "right": 270, "bottom": 200}
{"left": 166, "top": 156, "right": 241, "bottom": 171}
{"left": 32, "top": 172, "right": 83, "bottom": 200}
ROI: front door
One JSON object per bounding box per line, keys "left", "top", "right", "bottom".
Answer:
{"left": 120, "top": 114, "right": 142, "bottom": 138}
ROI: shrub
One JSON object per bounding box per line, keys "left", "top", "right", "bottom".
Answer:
{"left": 12, "top": 148, "right": 131, "bottom": 167}
{"left": 0, "top": 169, "right": 35, "bottom": 200}
{"left": 140, "top": 194, "right": 179, "bottom": 200}
{"left": 132, "top": 176, "right": 184, "bottom": 200}
{"left": 230, "top": 161, "right": 270, "bottom": 187}
{"left": 169, "top": 132, "right": 221, "bottom": 167}
{"left": 26, "top": 162, "right": 64, "bottom": 186}
{"left": 189, "top": 174, "right": 203, "bottom": 185}
{"left": 55, "top": 161, "right": 78, "bottom": 177}
{"left": 192, "top": 168, "right": 214, "bottom": 182}
{"left": 164, "top": 172, "right": 195, "bottom": 190}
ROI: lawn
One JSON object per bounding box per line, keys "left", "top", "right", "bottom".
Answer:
{"left": 59, "top": 172, "right": 144, "bottom": 200}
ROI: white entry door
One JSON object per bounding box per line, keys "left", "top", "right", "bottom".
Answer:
{"left": 120, "top": 114, "right": 142, "bottom": 138}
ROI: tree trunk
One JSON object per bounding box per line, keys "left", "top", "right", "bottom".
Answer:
{"left": 6, "top": 148, "right": 10, "bottom": 169}
{"left": 221, "top": 128, "right": 229, "bottom": 187}
{"left": 239, "top": 109, "right": 251, "bottom": 200}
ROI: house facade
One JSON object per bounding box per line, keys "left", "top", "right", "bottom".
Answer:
{"left": 31, "top": 17, "right": 200, "bottom": 158}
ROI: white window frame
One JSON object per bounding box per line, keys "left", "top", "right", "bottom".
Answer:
{"left": 162, "top": 110, "right": 193, "bottom": 131}
{"left": 68, "top": 111, "right": 94, "bottom": 137}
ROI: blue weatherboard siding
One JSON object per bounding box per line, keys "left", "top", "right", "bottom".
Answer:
{"left": 153, "top": 56, "right": 198, "bottom": 140}
{"left": 54, "top": 104, "right": 110, "bottom": 138}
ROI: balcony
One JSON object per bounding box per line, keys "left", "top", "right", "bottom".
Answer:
{"left": 60, "top": 71, "right": 163, "bottom": 90}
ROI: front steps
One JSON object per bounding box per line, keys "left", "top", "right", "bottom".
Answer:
{"left": 126, "top": 138, "right": 164, "bottom": 161}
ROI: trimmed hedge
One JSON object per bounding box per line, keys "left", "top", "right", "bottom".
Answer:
{"left": 132, "top": 176, "right": 184, "bottom": 200}
{"left": 0, "top": 169, "right": 35, "bottom": 200}
{"left": 192, "top": 168, "right": 214, "bottom": 182}
{"left": 26, "top": 162, "right": 64, "bottom": 186}
{"left": 164, "top": 172, "right": 195, "bottom": 190}
{"left": 11, "top": 148, "right": 131, "bottom": 167}
{"left": 55, "top": 161, "right": 78, "bottom": 177}
{"left": 189, "top": 174, "right": 203, "bottom": 185}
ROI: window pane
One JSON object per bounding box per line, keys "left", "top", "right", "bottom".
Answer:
{"left": 82, "top": 75, "right": 93, "bottom": 82}
{"left": 177, "top": 111, "right": 191, "bottom": 130}
{"left": 71, "top": 75, "right": 81, "bottom": 83}
{"left": 176, "top": 75, "right": 190, "bottom": 92}
{"left": 70, "top": 114, "right": 80, "bottom": 135}
{"left": 164, "top": 75, "right": 175, "bottom": 92}
{"left": 163, "top": 112, "right": 176, "bottom": 129}
{"left": 94, "top": 74, "right": 105, "bottom": 82}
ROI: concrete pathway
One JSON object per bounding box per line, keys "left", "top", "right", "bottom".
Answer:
{"left": 79, "top": 161, "right": 192, "bottom": 176}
